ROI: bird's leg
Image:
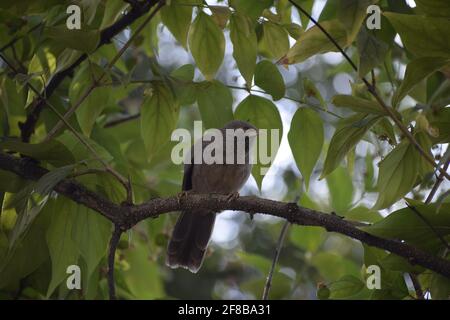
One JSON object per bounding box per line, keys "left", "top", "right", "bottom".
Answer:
{"left": 226, "top": 191, "right": 240, "bottom": 203}
{"left": 177, "top": 190, "right": 190, "bottom": 205}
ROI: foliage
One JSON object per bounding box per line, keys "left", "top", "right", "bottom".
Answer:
{"left": 0, "top": 0, "right": 449, "bottom": 300}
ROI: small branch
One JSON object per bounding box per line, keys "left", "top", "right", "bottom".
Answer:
{"left": 17, "top": 0, "right": 162, "bottom": 142}
{"left": 425, "top": 161, "right": 450, "bottom": 203}
{"left": 262, "top": 220, "right": 290, "bottom": 300}
{"left": 2, "top": 151, "right": 450, "bottom": 279}
{"left": 409, "top": 274, "right": 424, "bottom": 300}
{"left": 108, "top": 225, "right": 123, "bottom": 300}
{"left": 287, "top": 0, "right": 450, "bottom": 181}
{"left": 44, "top": 0, "right": 165, "bottom": 141}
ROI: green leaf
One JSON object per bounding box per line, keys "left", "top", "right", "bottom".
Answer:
{"left": 229, "top": 0, "right": 272, "bottom": 21}
{"left": 303, "top": 78, "right": 325, "bottom": 107}
{"left": 70, "top": 63, "right": 113, "bottom": 136}
{"left": 373, "top": 141, "right": 420, "bottom": 209}
{"left": 288, "top": 108, "right": 323, "bottom": 189}
{"left": 234, "top": 95, "right": 283, "bottom": 189}
{"left": 415, "top": 0, "right": 450, "bottom": 18}
{"left": 100, "top": 0, "right": 128, "bottom": 29}
{"left": 141, "top": 83, "right": 179, "bottom": 162}
{"left": 161, "top": 0, "right": 196, "bottom": 48}
{"left": 188, "top": 11, "right": 225, "bottom": 80}
{"left": 0, "top": 139, "right": 75, "bottom": 166}
{"left": 259, "top": 21, "right": 290, "bottom": 61}
{"left": 0, "top": 170, "right": 26, "bottom": 193}
{"left": 329, "top": 275, "right": 365, "bottom": 299}
{"left": 46, "top": 199, "right": 79, "bottom": 297}
{"left": 321, "top": 114, "right": 381, "bottom": 178}
{"left": 169, "top": 64, "right": 196, "bottom": 106}
{"left": 356, "top": 26, "right": 389, "bottom": 78}
{"left": 384, "top": 13, "right": 450, "bottom": 59}
{"left": 346, "top": 206, "right": 382, "bottom": 223}
{"left": 332, "top": 95, "right": 385, "bottom": 115}
{"left": 229, "top": 13, "right": 257, "bottom": 85}
{"left": 290, "top": 226, "right": 325, "bottom": 252}
{"left": 363, "top": 202, "right": 450, "bottom": 249}
{"left": 71, "top": 205, "right": 111, "bottom": 279}
{"left": 326, "top": 166, "right": 354, "bottom": 215}
{"left": 311, "top": 252, "right": 360, "bottom": 280}
{"left": 254, "top": 60, "right": 285, "bottom": 101}
{"left": 196, "top": 80, "right": 234, "bottom": 129}
{"left": 122, "top": 241, "right": 164, "bottom": 299}
{"left": 281, "top": 19, "right": 348, "bottom": 65}
{"left": 45, "top": 26, "right": 100, "bottom": 53}
{"left": 337, "top": 0, "right": 376, "bottom": 43}
{"left": 393, "top": 57, "right": 450, "bottom": 107}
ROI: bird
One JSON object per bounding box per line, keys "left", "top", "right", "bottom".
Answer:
{"left": 166, "top": 120, "right": 258, "bottom": 273}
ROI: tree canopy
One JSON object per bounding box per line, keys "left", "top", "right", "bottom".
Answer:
{"left": 0, "top": 0, "right": 449, "bottom": 300}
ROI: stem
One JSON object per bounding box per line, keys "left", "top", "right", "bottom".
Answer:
{"left": 425, "top": 161, "right": 450, "bottom": 203}
{"left": 262, "top": 220, "right": 290, "bottom": 300}
{"left": 287, "top": 0, "right": 450, "bottom": 180}
{"left": 108, "top": 225, "right": 122, "bottom": 300}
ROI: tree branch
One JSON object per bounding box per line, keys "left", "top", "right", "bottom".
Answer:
{"left": 1, "top": 151, "right": 450, "bottom": 281}
{"left": 262, "top": 221, "right": 290, "bottom": 300}
{"left": 108, "top": 225, "right": 123, "bottom": 300}
{"left": 18, "top": 0, "right": 162, "bottom": 142}
{"left": 287, "top": 0, "right": 450, "bottom": 181}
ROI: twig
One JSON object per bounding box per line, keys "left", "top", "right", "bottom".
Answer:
{"left": 108, "top": 225, "right": 123, "bottom": 300}
{"left": 17, "top": 0, "right": 162, "bottom": 142}
{"left": 44, "top": 0, "right": 165, "bottom": 141}
{"left": 287, "top": 0, "right": 450, "bottom": 181}
{"left": 425, "top": 162, "right": 450, "bottom": 203}
{"left": 409, "top": 274, "right": 424, "bottom": 300}
{"left": 262, "top": 220, "right": 290, "bottom": 300}
{"left": 2, "top": 151, "right": 450, "bottom": 279}
{"left": 0, "top": 52, "right": 133, "bottom": 203}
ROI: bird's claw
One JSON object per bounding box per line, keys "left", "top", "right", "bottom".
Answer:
{"left": 177, "top": 191, "right": 189, "bottom": 205}
{"left": 226, "top": 192, "right": 240, "bottom": 203}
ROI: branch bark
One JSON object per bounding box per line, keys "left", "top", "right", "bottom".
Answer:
{"left": 18, "top": 0, "right": 162, "bottom": 142}
{"left": 1, "top": 151, "right": 450, "bottom": 281}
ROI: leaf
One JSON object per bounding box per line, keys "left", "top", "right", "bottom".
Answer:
{"left": 384, "top": 13, "right": 450, "bottom": 59}
{"left": 373, "top": 141, "right": 420, "bottom": 209}
{"left": 210, "top": 5, "right": 231, "bottom": 29}
{"left": 356, "top": 26, "right": 389, "bottom": 78}
{"left": 234, "top": 95, "right": 283, "bottom": 189}
{"left": 196, "top": 80, "right": 234, "bottom": 129}
{"left": 288, "top": 108, "right": 323, "bottom": 189}
{"left": 45, "top": 26, "right": 100, "bottom": 53}
{"left": 393, "top": 57, "right": 450, "bottom": 107}
{"left": 188, "top": 11, "right": 225, "bottom": 80}
{"left": 46, "top": 199, "right": 79, "bottom": 297}
{"left": 254, "top": 60, "right": 285, "bottom": 101}
{"left": 169, "top": 64, "right": 196, "bottom": 106}
{"left": 346, "top": 206, "right": 382, "bottom": 223}
{"left": 0, "top": 139, "right": 75, "bottom": 166}
{"left": 329, "top": 275, "right": 365, "bottom": 299}
{"left": 326, "top": 167, "right": 354, "bottom": 215}
{"left": 363, "top": 202, "right": 450, "bottom": 250}
{"left": 337, "top": 0, "right": 375, "bottom": 43}
{"left": 229, "top": 0, "right": 272, "bottom": 21}
{"left": 415, "top": 0, "right": 450, "bottom": 18}
{"left": 311, "top": 252, "right": 360, "bottom": 280}
{"left": 332, "top": 95, "right": 385, "bottom": 115}
{"left": 161, "top": 0, "right": 196, "bottom": 48}
{"left": 141, "top": 82, "right": 180, "bottom": 162}
{"left": 70, "top": 63, "right": 113, "bottom": 136}
{"left": 229, "top": 13, "right": 257, "bottom": 85}
{"left": 321, "top": 114, "right": 381, "bottom": 178}
{"left": 258, "top": 21, "right": 290, "bottom": 61}
{"left": 122, "top": 241, "right": 164, "bottom": 299}
{"left": 100, "top": 0, "right": 128, "bottom": 29}
{"left": 281, "top": 19, "right": 348, "bottom": 65}
{"left": 303, "top": 78, "right": 325, "bottom": 107}
{"left": 290, "top": 226, "right": 325, "bottom": 252}
{"left": 71, "top": 205, "right": 111, "bottom": 279}
{"left": 0, "top": 170, "right": 26, "bottom": 193}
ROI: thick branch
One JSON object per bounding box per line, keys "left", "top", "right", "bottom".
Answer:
{"left": 1, "top": 151, "right": 450, "bottom": 279}
{"left": 18, "top": 0, "right": 161, "bottom": 142}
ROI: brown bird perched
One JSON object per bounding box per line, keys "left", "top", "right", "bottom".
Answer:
{"left": 166, "top": 120, "right": 258, "bottom": 273}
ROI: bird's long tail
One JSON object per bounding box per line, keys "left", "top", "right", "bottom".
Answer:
{"left": 166, "top": 211, "right": 216, "bottom": 273}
